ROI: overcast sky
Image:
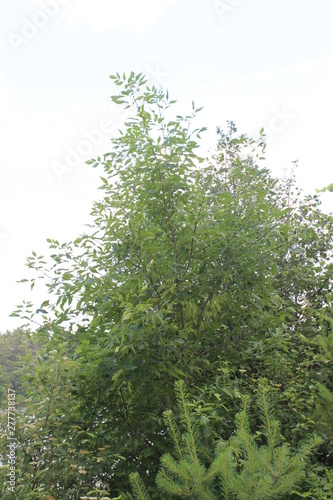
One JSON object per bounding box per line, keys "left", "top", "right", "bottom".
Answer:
{"left": 1, "top": 0, "right": 333, "bottom": 332}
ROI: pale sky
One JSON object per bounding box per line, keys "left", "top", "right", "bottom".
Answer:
{"left": 1, "top": 0, "right": 333, "bottom": 332}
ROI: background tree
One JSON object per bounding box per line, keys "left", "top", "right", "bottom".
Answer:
{"left": 0, "top": 329, "right": 40, "bottom": 402}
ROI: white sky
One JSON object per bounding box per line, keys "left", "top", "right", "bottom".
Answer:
{"left": 1, "top": 0, "right": 333, "bottom": 332}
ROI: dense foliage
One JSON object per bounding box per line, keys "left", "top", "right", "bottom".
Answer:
{"left": 130, "top": 380, "right": 321, "bottom": 499}
{"left": 0, "top": 329, "right": 41, "bottom": 403}
{"left": 1, "top": 72, "right": 333, "bottom": 498}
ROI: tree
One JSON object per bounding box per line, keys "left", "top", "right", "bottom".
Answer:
{"left": 9, "top": 72, "right": 333, "bottom": 498}
{"left": 130, "top": 380, "right": 321, "bottom": 499}
{"left": 0, "top": 329, "right": 40, "bottom": 402}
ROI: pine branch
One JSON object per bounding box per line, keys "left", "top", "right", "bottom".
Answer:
{"left": 163, "top": 409, "right": 183, "bottom": 461}
{"left": 129, "top": 472, "right": 151, "bottom": 500}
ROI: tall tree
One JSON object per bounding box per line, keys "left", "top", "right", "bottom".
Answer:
{"left": 7, "top": 72, "right": 333, "bottom": 498}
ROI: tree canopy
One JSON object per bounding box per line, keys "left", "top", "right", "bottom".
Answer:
{"left": 1, "top": 72, "right": 333, "bottom": 499}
